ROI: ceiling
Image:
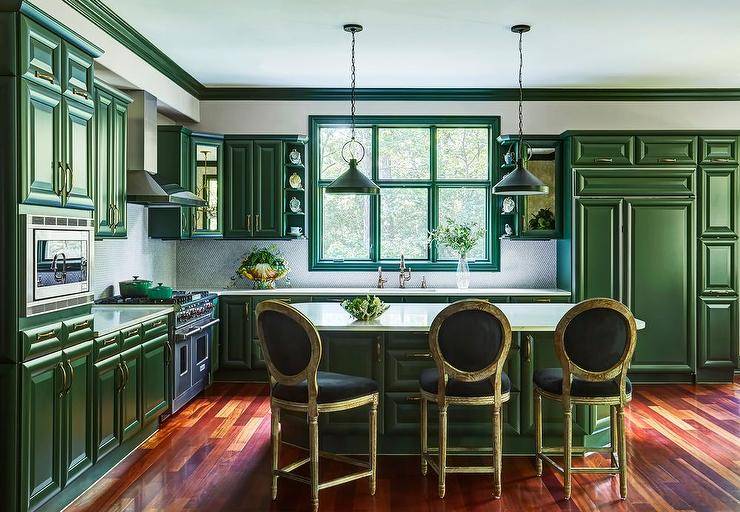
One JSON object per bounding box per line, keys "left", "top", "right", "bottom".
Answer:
{"left": 104, "top": 0, "right": 740, "bottom": 89}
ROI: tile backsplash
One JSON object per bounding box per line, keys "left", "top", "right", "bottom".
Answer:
{"left": 176, "top": 238, "right": 557, "bottom": 290}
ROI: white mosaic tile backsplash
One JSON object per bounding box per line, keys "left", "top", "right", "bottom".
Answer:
{"left": 176, "top": 238, "right": 557, "bottom": 290}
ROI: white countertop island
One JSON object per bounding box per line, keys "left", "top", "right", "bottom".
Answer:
{"left": 292, "top": 302, "right": 646, "bottom": 332}
{"left": 216, "top": 287, "right": 571, "bottom": 297}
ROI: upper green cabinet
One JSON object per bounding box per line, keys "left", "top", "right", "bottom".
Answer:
{"left": 94, "top": 81, "right": 130, "bottom": 238}
{"left": 699, "top": 165, "right": 737, "bottom": 237}
{"left": 223, "top": 141, "right": 253, "bottom": 238}
{"left": 61, "top": 98, "right": 94, "bottom": 209}
{"left": 61, "top": 42, "right": 93, "bottom": 107}
{"left": 252, "top": 141, "right": 283, "bottom": 238}
{"left": 700, "top": 136, "right": 738, "bottom": 164}
{"left": 191, "top": 134, "right": 224, "bottom": 237}
{"left": 635, "top": 135, "right": 697, "bottom": 165}
{"left": 572, "top": 135, "right": 634, "bottom": 166}
{"left": 19, "top": 16, "right": 62, "bottom": 92}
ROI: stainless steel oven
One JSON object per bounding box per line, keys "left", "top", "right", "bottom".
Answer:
{"left": 24, "top": 214, "right": 94, "bottom": 316}
{"left": 172, "top": 316, "right": 219, "bottom": 413}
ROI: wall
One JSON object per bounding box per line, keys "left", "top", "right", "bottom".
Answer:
{"left": 93, "top": 204, "right": 176, "bottom": 298}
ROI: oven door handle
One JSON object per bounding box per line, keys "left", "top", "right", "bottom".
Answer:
{"left": 176, "top": 318, "right": 220, "bottom": 340}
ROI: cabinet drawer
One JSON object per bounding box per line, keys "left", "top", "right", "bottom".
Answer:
{"left": 62, "top": 314, "right": 94, "bottom": 347}
{"left": 20, "top": 322, "right": 63, "bottom": 359}
{"left": 700, "top": 240, "right": 737, "bottom": 295}
{"left": 120, "top": 324, "right": 143, "bottom": 350}
{"left": 61, "top": 42, "right": 94, "bottom": 106}
{"left": 635, "top": 135, "right": 697, "bottom": 165}
{"left": 572, "top": 136, "right": 634, "bottom": 166}
{"left": 700, "top": 136, "right": 738, "bottom": 164}
{"left": 575, "top": 167, "right": 695, "bottom": 196}
{"left": 142, "top": 316, "right": 168, "bottom": 341}
{"left": 94, "top": 331, "right": 121, "bottom": 360}
{"left": 385, "top": 348, "right": 434, "bottom": 392}
{"left": 19, "top": 16, "right": 62, "bottom": 92}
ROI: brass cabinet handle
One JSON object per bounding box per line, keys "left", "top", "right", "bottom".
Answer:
{"left": 710, "top": 158, "right": 730, "bottom": 163}
{"left": 121, "top": 360, "right": 129, "bottom": 390}
{"left": 658, "top": 157, "right": 677, "bottom": 163}
{"left": 34, "top": 70, "right": 55, "bottom": 84}
{"left": 73, "top": 320, "right": 91, "bottom": 330}
{"left": 406, "top": 395, "right": 421, "bottom": 402}
{"left": 37, "top": 329, "right": 57, "bottom": 342}
{"left": 151, "top": 319, "right": 166, "bottom": 328}
{"left": 165, "top": 341, "right": 173, "bottom": 365}
{"left": 376, "top": 336, "right": 382, "bottom": 363}
{"left": 111, "top": 204, "right": 119, "bottom": 231}
{"left": 594, "top": 157, "right": 613, "bottom": 163}
{"left": 65, "top": 360, "right": 74, "bottom": 394}
{"left": 408, "top": 352, "right": 432, "bottom": 359}
{"left": 256, "top": 214, "right": 261, "bottom": 231}
{"left": 244, "top": 302, "right": 250, "bottom": 316}
{"left": 58, "top": 362, "right": 68, "bottom": 398}
{"left": 72, "top": 87, "right": 89, "bottom": 99}
{"left": 116, "top": 362, "right": 125, "bottom": 392}
{"left": 533, "top": 298, "right": 551, "bottom": 303}
{"left": 55, "top": 162, "right": 64, "bottom": 196}
{"left": 245, "top": 214, "right": 251, "bottom": 232}
{"left": 65, "top": 164, "right": 73, "bottom": 195}
{"left": 524, "top": 334, "right": 533, "bottom": 363}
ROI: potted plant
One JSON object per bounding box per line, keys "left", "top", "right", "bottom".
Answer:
{"left": 428, "top": 218, "right": 485, "bottom": 289}
{"left": 233, "top": 245, "right": 290, "bottom": 289}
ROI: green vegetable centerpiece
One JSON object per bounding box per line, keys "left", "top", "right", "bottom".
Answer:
{"left": 341, "top": 295, "right": 390, "bottom": 321}
{"left": 234, "top": 245, "right": 290, "bottom": 289}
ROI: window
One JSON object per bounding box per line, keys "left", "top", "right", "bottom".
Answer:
{"left": 310, "top": 116, "right": 500, "bottom": 271}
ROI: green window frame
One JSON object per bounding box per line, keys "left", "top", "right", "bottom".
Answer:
{"left": 309, "top": 115, "right": 501, "bottom": 271}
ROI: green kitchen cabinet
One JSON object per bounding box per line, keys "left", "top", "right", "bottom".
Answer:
{"left": 575, "top": 198, "right": 622, "bottom": 301}
{"left": 698, "top": 297, "right": 738, "bottom": 371}
{"left": 635, "top": 135, "right": 697, "bottom": 165}
{"left": 61, "top": 97, "right": 94, "bottom": 210}
{"left": 61, "top": 340, "right": 93, "bottom": 487}
{"left": 253, "top": 141, "right": 283, "bottom": 237}
{"left": 93, "top": 353, "right": 121, "bottom": 462}
{"left": 119, "top": 345, "right": 143, "bottom": 441}
{"left": 149, "top": 126, "right": 193, "bottom": 239}
{"left": 700, "top": 136, "right": 738, "bottom": 164}
{"left": 223, "top": 141, "right": 253, "bottom": 238}
{"left": 19, "top": 15, "right": 62, "bottom": 92}
{"left": 700, "top": 240, "right": 736, "bottom": 295}
{"left": 191, "top": 133, "right": 224, "bottom": 237}
{"left": 20, "top": 351, "right": 64, "bottom": 512}
{"left": 219, "top": 297, "right": 252, "bottom": 369}
{"left": 61, "top": 41, "right": 94, "bottom": 108}
{"left": 141, "top": 334, "right": 168, "bottom": 423}
{"left": 571, "top": 135, "right": 634, "bottom": 166}
{"left": 699, "top": 165, "right": 738, "bottom": 237}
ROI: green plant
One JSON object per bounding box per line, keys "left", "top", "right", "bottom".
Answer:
{"left": 528, "top": 208, "right": 555, "bottom": 230}
{"left": 232, "top": 245, "right": 290, "bottom": 289}
{"left": 428, "top": 217, "right": 485, "bottom": 257}
{"left": 341, "top": 295, "right": 390, "bottom": 321}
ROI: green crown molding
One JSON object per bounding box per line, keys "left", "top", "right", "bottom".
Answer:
{"left": 62, "top": 0, "right": 202, "bottom": 97}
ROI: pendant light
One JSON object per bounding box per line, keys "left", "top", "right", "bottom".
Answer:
{"left": 493, "top": 24, "right": 548, "bottom": 196}
{"left": 325, "top": 24, "right": 380, "bottom": 195}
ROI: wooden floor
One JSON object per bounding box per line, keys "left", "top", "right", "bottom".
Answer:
{"left": 68, "top": 379, "right": 740, "bottom": 512}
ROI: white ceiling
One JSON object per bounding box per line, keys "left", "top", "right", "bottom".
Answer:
{"left": 105, "top": 0, "right": 740, "bottom": 88}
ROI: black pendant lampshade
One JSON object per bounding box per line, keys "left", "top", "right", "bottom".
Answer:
{"left": 492, "top": 24, "right": 548, "bottom": 196}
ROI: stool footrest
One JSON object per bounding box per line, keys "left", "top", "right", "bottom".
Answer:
{"left": 318, "top": 470, "right": 373, "bottom": 490}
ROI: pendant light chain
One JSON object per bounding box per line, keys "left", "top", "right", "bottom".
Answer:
{"left": 350, "top": 29, "right": 357, "bottom": 141}
{"left": 517, "top": 29, "right": 524, "bottom": 149}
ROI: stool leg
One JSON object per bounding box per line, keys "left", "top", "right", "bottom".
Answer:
{"left": 610, "top": 405, "right": 618, "bottom": 472}
{"left": 271, "top": 406, "right": 280, "bottom": 500}
{"left": 617, "top": 405, "right": 628, "bottom": 499}
{"left": 438, "top": 404, "right": 448, "bottom": 498}
{"left": 309, "top": 415, "right": 319, "bottom": 512}
{"left": 369, "top": 398, "right": 378, "bottom": 495}
{"left": 493, "top": 405, "right": 502, "bottom": 499}
{"left": 420, "top": 396, "right": 428, "bottom": 476}
{"left": 563, "top": 404, "right": 573, "bottom": 500}
{"left": 534, "top": 391, "right": 543, "bottom": 477}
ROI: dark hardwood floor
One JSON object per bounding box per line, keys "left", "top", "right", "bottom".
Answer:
{"left": 67, "top": 379, "right": 740, "bottom": 512}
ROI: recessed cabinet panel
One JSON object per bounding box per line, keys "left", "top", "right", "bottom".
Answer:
{"left": 699, "top": 166, "right": 737, "bottom": 237}
{"left": 120, "top": 346, "right": 143, "bottom": 441}
{"left": 700, "top": 136, "right": 738, "bottom": 164}
{"left": 635, "top": 135, "right": 697, "bottom": 165}
{"left": 253, "top": 141, "right": 283, "bottom": 238}
{"left": 572, "top": 136, "right": 633, "bottom": 166}
{"left": 20, "top": 16, "right": 62, "bottom": 92}
{"left": 93, "top": 354, "right": 121, "bottom": 462}
{"left": 94, "top": 87, "right": 113, "bottom": 236}
{"left": 63, "top": 98, "right": 94, "bottom": 210}
{"left": 220, "top": 298, "right": 251, "bottom": 369}
{"left": 698, "top": 297, "right": 738, "bottom": 369}
{"left": 61, "top": 42, "right": 94, "bottom": 107}
{"left": 142, "top": 335, "right": 168, "bottom": 423}
{"left": 700, "top": 240, "right": 736, "bottom": 295}
{"left": 62, "top": 340, "right": 93, "bottom": 487}
{"left": 575, "top": 199, "right": 622, "bottom": 301}
{"left": 575, "top": 167, "right": 695, "bottom": 196}
{"left": 224, "top": 142, "right": 253, "bottom": 238}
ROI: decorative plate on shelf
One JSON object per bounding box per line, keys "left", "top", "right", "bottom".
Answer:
{"left": 288, "top": 172, "right": 302, "bottom": 189}
{"left": 289, "top": 197, "right": 302, "bottom": 213}
{"left": 502, "top": 196, "right": 516, "bottom": 214}
{"left": 289, "top": 149, "right": 302, "bottom": 165}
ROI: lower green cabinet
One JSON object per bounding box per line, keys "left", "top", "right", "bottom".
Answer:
{"left": 120, "top": 345, "right": 142, "bottom": 442}
{"left": 93, "top": 353, "right": 121, "bottom": 462}
{"left": 142, "top": 335, "right": 169, "bottom": 423}
{"left": 698, "top": 297, "right": 738, "bottom": 371}
{"left": 219, "top": 297, "right": 252, "bottom": 369}
{"left": 61, "top": 341, "right": 93, "bottom": 487}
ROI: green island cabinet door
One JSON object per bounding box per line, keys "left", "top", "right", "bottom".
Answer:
{"left": 575, "top": 198, "right": 623, "bottom": 301}
{"left": 21, "top": 351, "right": 64, "bottom": 512}
{"left": 223, "top": 141, "right": 254, "bottom": 238}
{"left": 61, "top": 340, "right": 93, "bottom": 487}
{"left": 93, "top": 353, "right": 121, "bottom": 462}
{"left": 142, "top": 334, "right": 169, "bottom": 423}
{"left": 94, "top": 86, "right": 114, "bottom": 236}
{"left": 625, "top": 199, "right": 694, "bottom": 375}
{"left": 253, "top": 141, "right": 283, "bottom": 237}
{"left": 62, "top": 97, "right": 95, "bottom": 210}
{"left": 219, "top": 297, "right": 252, "bottom": 369}
{"left": 120, "top": 345, "right": 143, "bottom": 441}
{"left": 20, "top": 79, "right": 63, "bottom": 207}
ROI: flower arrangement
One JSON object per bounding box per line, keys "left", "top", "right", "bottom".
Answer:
{"left": 341, "top": 295, "right": 390, "bottom": 321}
{"left": 232, "top": 245, "right": 290, "bottom": 289}
{"left": 427, "top": 217, "right": 486, "bottom": 257}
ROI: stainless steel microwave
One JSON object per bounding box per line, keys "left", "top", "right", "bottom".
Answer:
{"left": 23, "top": 215, "right": 94, "bottom": 316}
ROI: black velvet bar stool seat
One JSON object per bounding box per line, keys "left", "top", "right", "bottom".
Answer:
{"left": 420, "top": 367, "right": 512, "bottom": 397}
{"left": 533, "top": 368, "right": 631, "bottom": 397}
{"left": 273, "top": 371, "right": 378, "bottom": 403}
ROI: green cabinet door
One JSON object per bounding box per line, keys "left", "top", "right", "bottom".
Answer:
{"left": 111, "top": 98, "right": 129, "bottom": 236}
{"left": 625, "top": 199, "right": 695, "bottom": 374}
{"left": 62, "top": 97, "right": 94, "bottom": 210}
{"left": 224, "top": 141, "right": 254, "bottom": 238}
{"left": 700, "top": 136, "right": 738, "bottom": 164}
{"left": 142, "top": 334, "right": 168, "bottom": 423}
{"left": 21, "top": 351, "right": 63, "bottom": 512}
{"left": 120, "top": 345, "right": 143, "bottom": 441}
{"left": 575, "top": 198, "right": 623, "bottom": 301}
{"left": 571, "top": 135, "right": 634, "bottom": 166}
{"left": 61, "top": 340, "right": 93, "bottom": 487}
{"left": 94, "top": 86, "right": 114, "bottom": 236}
{"left": 700, "top": 240, "right": 737, "bottom": 295}
{"left": 150, "top": 126, "right": 192, "bottom": 239}
{"left": 61, "top": 41, "right": 94, "bottom": 107}
{"left": 20, "top": 79, "right": 63, "bottom": 207}
{"left": 635, "top": 135, "right": 697, "bottom": 165}
{"left": 253, "top": 141, "right": 283, "bottom": 237}
{"left": 93, "top": 353, "right": 121, "bottom": 462}
{"left": 219, "top": 297, "right": 252, "bottom": 369}
{"left": 19, "top": 16, "right": 62, "bottom": 91}
{"left": 698, "top": 297, "right": 738, "bottom": 370}
{"left": 191, "top": 135, "right": 224, "bottom": 237}
{"left": 699, "top": 166, "right": 737, "bottom": 237}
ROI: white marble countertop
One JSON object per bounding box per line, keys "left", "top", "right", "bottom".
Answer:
{"left": 92, "top": 305, "right": 174, "bottom": 336}
{"left": 292, "top": 302, "right": 646, "bottom": 332}
{"left": 215, "top": 287, "right": 571, "bottom": 297}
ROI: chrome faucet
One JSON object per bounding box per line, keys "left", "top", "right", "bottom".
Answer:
{"left": 376, "top": 266, "right": 387, "bottom": 288}
{"left": 399, "top": 255, "right": 412, "bottom": 288}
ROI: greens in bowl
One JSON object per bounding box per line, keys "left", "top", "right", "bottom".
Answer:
{"left": 341, "top": 295, "right": 390, "bottom": 321}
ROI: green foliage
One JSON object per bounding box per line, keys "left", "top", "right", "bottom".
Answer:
{"left": 232, "top": 245, "right": 290, "bottom": 288}
{"left": 341, "top": 295, "right": 390, "bottom": 321}
{"left": 428, "top": 217, "right": 486, "bottom": 257}
{"left": 528, "top": 208, "right": 555, "bottom": 230}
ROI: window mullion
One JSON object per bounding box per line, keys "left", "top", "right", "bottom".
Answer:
{"left": 370, "top": 125, "right": 380, "bottom": 262}
{"left": 430, "top": 126, "right": 438, "bottom": 262}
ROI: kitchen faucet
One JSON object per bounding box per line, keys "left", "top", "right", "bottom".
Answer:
{"left": 376, "top": 266, "right": 387, "bottom": 288}
{"left": 399, "top": 255, "right": 412, "bottom": 288}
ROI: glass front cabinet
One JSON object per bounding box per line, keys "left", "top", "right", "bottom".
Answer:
{"left": 191, "top": 135, "right": 224, "bottom": 237}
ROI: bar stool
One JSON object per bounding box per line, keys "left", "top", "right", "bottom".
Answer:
{"left": 256, "top": 300, "right": 379, "bottom": 512}
{"left": 533, "top": 298, "right": 637, "bottom": 500}
{"left": 419, "top": 299, "right": 513, "bottom": 499}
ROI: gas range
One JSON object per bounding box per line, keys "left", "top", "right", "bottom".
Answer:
{"left": 95, "top": 290, "right": 218, "bottom": 329}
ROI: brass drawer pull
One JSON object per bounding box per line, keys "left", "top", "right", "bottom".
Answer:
{"left": 36, "top": 330, "right": 57, "bottom": 342}
{"left": 151, "top": 320, "right": 167, "bottom": 328}
{"left": 533, "top": 298, "right": 551, "bottom": 303}
{"left": 123, "top": 329, "right": 139, "bottom": 338}
{"left": 658, "top": 157, "right": 677, "bottom": 163}
{"left": 102, "top": 337, "right": 117, "bottom": 346}
{"left": 72, "top": 87, "right": 89, "bottom": 99}
{"left": 408, "top": 352, "right": 432, "bottom": 359}
{"left": 594, "top": 157, "right": 613, "bottom": 163}
{"left": 34, "top": 70, "right": 55, "bottom": 84}
{"left": 406, "top": 395, "right": 421, "bottom": 402}
{"left": 710, "top": 158, "right": 730, "bottom": 163}
{"left": 73, "top": 320, "right": 91, "bottom": 330}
